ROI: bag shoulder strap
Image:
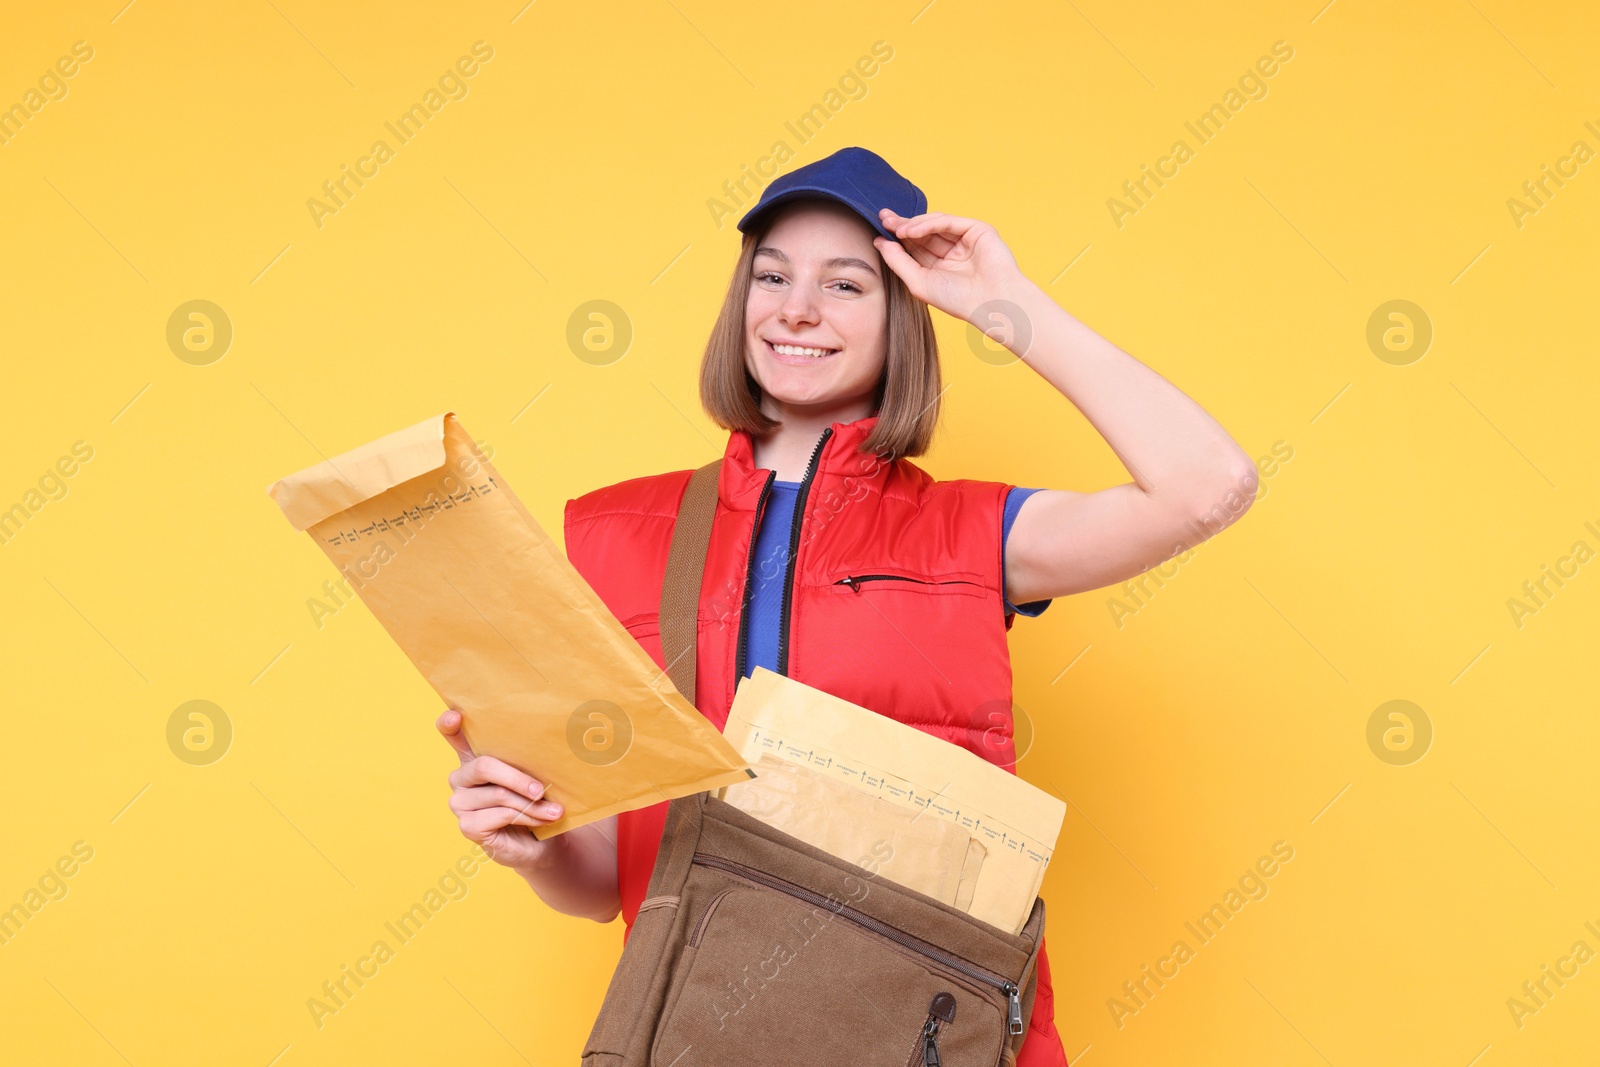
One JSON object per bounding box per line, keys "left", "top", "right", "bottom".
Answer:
{"left": 659, "top": 461, "right": 721, "bottom": 706}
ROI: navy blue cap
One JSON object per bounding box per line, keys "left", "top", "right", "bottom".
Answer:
{"left": 736, "top": 146, "right": 926, "bottom": 242}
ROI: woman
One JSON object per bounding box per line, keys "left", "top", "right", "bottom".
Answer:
{"left": 438, "top": 147, "right": 1258, "bottom": 1065}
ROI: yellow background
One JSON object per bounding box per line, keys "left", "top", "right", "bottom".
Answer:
{"left": 2, "top": 1, "right": 1596, "bottom": 1064}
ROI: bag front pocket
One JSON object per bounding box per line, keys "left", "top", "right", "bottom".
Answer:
{"left": 649, "top": 858, "right": 1018, "bottom": 1067}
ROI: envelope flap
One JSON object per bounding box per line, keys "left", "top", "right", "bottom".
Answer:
{"left": 266, "top": 411, "right": 454, "bottom": 530}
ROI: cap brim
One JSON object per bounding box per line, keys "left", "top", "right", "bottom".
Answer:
{"left": 737, "top": 187, "right": 898, "bottom": 241}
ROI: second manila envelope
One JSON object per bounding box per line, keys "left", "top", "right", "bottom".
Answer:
{"left": 718, "top": 667, "right": 1065, "bottom": 935}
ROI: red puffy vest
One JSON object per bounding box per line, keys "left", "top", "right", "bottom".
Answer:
{"left": 563, "top": 412, "right": 1070, "bottom": 1066}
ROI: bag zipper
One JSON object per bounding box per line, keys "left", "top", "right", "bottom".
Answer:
{"left": 775, "top": 427, "right": 833, "bottom": 676}
{"left": 688, "top": 887, "right": 735, "bottom": 947}
{"left": 911, "top": 991, "right": 957, "bottom": 1067}
{"left": 691, "top": 851, "right": 1024, "bottom": 1035}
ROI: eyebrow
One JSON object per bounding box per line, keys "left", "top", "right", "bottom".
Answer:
{"left": 755, "top": 246, "right": 878, "bottom": 277}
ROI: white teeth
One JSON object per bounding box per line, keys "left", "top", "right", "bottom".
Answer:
{"left": 772, "top": 343, "right": 836, "bottom": 358}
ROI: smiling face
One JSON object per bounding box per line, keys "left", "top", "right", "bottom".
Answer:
{"left": 742, "top": 199, "right": 889, "bottom": 423}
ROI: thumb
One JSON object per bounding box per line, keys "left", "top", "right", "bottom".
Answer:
{"left": 436, "top": 707, "right": 476, "bottom": 764}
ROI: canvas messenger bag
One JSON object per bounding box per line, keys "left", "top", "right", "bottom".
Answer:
{"left": 580, "top": 461, "right": 1048, "bottom": 1067}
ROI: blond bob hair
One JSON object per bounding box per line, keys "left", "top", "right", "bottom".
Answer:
{"left": 698, "top": 199, "right": 942, "bottom": 461}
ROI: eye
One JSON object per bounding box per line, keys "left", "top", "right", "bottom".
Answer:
{"left": 753, "top": 271, "right": 862, "bottom": 294}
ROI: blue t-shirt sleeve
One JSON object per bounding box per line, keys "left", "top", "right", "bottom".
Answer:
{"left": 1002, "top": 487, "right": 1052, "bottom": 617}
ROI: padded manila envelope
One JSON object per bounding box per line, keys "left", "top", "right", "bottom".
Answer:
{"left": 265, "top": 411, "right": 754, "bottom": 839}
{"left": 717, "top": 668, "right": 1065, "bottom": 934}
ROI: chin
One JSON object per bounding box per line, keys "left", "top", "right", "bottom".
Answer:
{"left": 763, "top": 390, "right": 827, "bottom": 408}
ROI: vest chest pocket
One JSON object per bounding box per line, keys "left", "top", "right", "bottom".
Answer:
{"left": 830, "top": 571, "right": 988, "bottom": 599}
{"left": 807, "top": 569, "right": 1007, "bottom": 691}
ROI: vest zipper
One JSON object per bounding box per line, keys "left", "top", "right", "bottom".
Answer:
{"left": 837, "top": 574, "right": 984, "bottom": 591}
{"left": 775, "top": 427, "right": 833, "bottom": 677}
{"left": 733, "top": 469, "right": 776, "bottom": 683}
{"left": 690, "top": 851, "right": 1024, "bottom": 1037}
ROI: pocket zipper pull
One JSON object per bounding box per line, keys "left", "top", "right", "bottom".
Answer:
{"left": 922, "top": 992, "right": 956, "bottom": 1067}
{"left": 1004, "top": 981, "right": 1023, "bottom": 1035}
{"left": 840, "top": 574, "right": 862, "bottom": 592}
{"left": 922, "top": 1017, "right": 941, "bottom": 1067}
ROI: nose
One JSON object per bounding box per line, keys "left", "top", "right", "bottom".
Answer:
{"left": 777, "top": 276, "right": 821, "bottom": 328}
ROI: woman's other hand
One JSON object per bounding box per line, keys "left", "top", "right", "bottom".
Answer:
{"left": 872, "top": 207, "right": 1030, "bottom": 326}
{"left": 438, "top": 707, "right": 564, "bottom": 871}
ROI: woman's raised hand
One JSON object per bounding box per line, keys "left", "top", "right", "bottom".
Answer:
{"left": 872, "top": 207, "right": 1030, "bottom": 326}
{"left": 438, "top": 707, "right": 565, "bottom": 870}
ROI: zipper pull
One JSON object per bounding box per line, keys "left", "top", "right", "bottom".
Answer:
{"left": 840, "top": 575, "right": 862, "bottom": 593}
{"left": 1004, "top": 981, "right": 1023, "bottom": 1034}
{"left": 923, "top": 992, "right": 956, "bottom": 1066}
